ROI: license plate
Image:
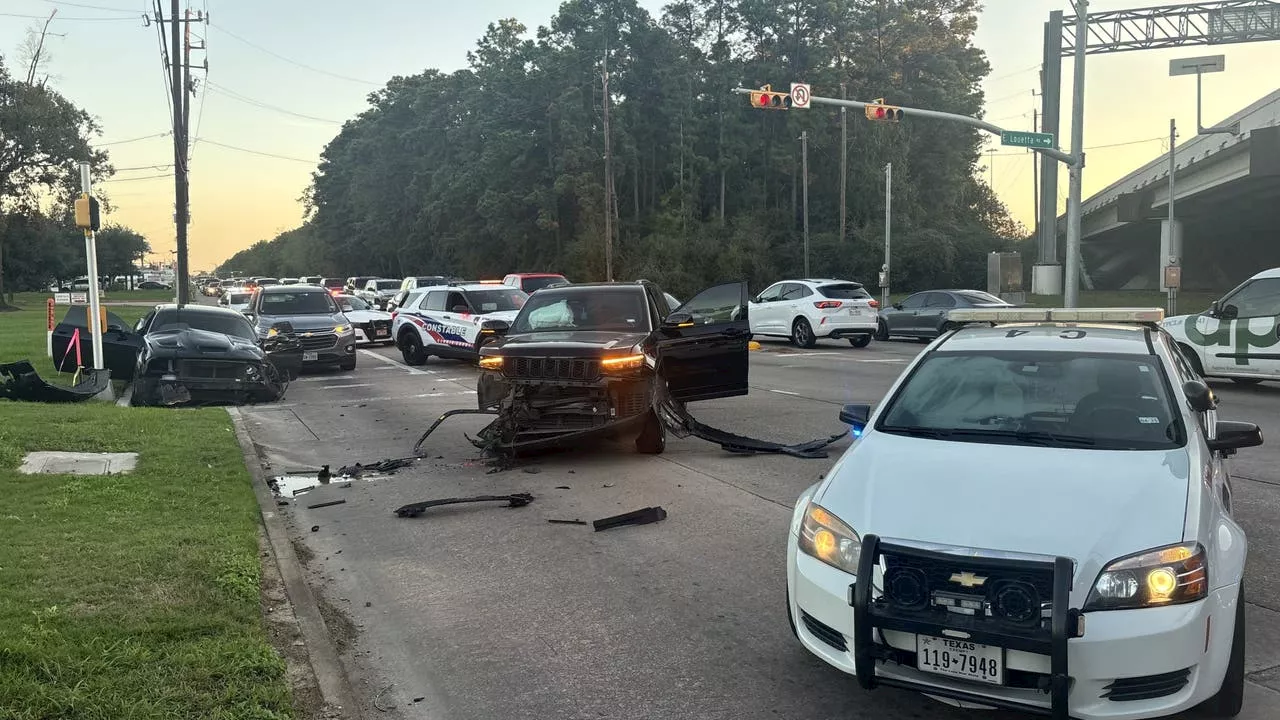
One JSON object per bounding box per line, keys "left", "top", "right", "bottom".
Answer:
{"left": 375, "top": 328, "right": 389, "bottom": 336}
{"left": 917, "top": 635, "right": 1003, "bottom": 685}
{"left": 848, "top": 308, "right": 862, "bottom": 316}
{"left": 303, "top": 351, "right": 318, "bottom": 362}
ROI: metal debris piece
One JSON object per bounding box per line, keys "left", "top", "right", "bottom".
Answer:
{"left": 307, "top": 499, "right": 347, "bottom": 509}
{"left": 310, "top": 525, "right": 320, "bottom": 532}
{"left": 593, "top": 506, "right": 667, "bottom": 532}
{"left": 394, "top": 493, "right": 534, "bottom": 519}
{"left": 317, "top": 465, "right": 331, "bottom": 484}
{"left": 547, "top": 518, "right": 588, "bottom": 525}
{"left": 337, "top": 456, "right": 415, "bottom": 477}
{"left": 0, "top": 360, "right": 110, "bottom": 403}
{"left": 555, "top": 485, "right": 571, "bottom": 490}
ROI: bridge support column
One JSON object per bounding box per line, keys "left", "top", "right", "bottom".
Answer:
{"left": 1032, "top": 264, "right": 1063, "bottom": 295}
{"left": 1159, "top": 219, "right": 1183, "bottom": 291}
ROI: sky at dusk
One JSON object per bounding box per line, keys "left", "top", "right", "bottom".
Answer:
{"left": 2, "top": 0, "right": 1278, "bottom": 271}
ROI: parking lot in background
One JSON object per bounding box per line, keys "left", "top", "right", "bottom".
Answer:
{"left": 227, "top": 317, "right": 1280, "bottom": 719}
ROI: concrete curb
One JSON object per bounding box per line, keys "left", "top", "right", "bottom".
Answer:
{"left": 226, "top": 406, "right": 362, "bottom": 719}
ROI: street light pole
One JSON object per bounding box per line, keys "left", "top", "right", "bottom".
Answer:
{"left": 800, "top": 130, "right": 810, "bottom": 278}
{"left": 1063, "top": 0, "right": 1088, "bottom": 309}
{"left": 883, "top": 162, "right": 892, "bottom": 309}
{"left": 1167, "top": 118, "right": 1178, "bottom": 316}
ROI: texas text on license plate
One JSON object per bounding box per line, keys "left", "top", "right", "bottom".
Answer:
{"left": 916, "top": 635, "right": 1003, "bottom": 685}
{"left": 303, "top": 351, "right": 318, "bottom": 362}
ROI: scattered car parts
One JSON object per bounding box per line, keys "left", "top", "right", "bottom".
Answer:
{"left": 0, "top": 360, "right": 110, "bottom": 403}
{"left": 593, "top": 506, "right": 667, "bottom": 531}
{"left": 394, "top": 493, "right": 534, "bottom": 518}
{"left": 337, "top": 457, "right": 415, "bottom": 477}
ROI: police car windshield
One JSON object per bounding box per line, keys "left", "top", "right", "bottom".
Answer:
{"left": 467, "top": 289, "right": 527, "bottom": 314}
{"left": 876, "top": 350, "right": 1185, "bottom": 450}
{"left": 513, "top": 289, "right": 651, "bottom": 334}
{"left": 336, "top": 296, "right": 370, "bottom": 312}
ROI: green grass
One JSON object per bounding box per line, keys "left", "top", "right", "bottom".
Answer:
{"left": 0, "top": 313, "right": 292, "bottom": 718}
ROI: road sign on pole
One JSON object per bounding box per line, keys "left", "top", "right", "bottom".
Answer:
{"left": 790, "top": 82, "right": 811, "bottom": 109}
{"left": 1001, "top": 130, "right": 1055, "bottom": 148}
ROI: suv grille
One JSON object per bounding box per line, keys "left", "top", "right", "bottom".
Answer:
{"left": 506, "top": 357, "right": 600, "bottom": 381}
{"left": 299, "top": 334, "right": 337, "bottom": 350}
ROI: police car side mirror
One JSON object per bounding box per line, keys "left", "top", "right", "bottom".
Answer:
{"left": 839, "top": 403, "right": 872, "bottom": 434}
{"left": 1183, "top": 380, "right": 1216, "bottom": 413}
{"left": 1208, "top": 420, "right": 1262, "bottom": 454}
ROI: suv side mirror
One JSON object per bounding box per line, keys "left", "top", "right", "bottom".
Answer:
{"left": 1183, "top": 380, "right": 1216, "bottom": 412}
{"left": 1219, "top": 303, "right": 1238, "bottom": 320}
{"left": 1208, "top": 420, "right": 1262, "bottom": 455}
{"left": 838, "top": 403, "right": 872, "bottom": 435}
{"left": 1208, "top": 300, "right": 1221, "bottom": 318}
{"left": 662, "top": 311, "right": 694, "bottom": 330}
{"left": 481, "top": 319, "right": 509, "bottom": 336}
{"left": 242, "top": 312, "right": 255, "bottom": 322}
{"left": 892, "top": 303, "right": 903, "bottom": 310}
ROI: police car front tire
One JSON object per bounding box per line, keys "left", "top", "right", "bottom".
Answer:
{"left": 400, "top": 332, "right": 428, "bottom": 366}
{"left": 1202, "top": 584, "right": 1246, "bottom": 718}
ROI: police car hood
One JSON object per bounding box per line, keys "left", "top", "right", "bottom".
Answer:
{"left": 342, "top": 308, "right": 391, "bottom": 323}
{"left": 816, "top": 432, "right": 1190, "bottom": 597}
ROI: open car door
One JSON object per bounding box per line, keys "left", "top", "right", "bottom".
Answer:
{"left": 656, "top": 282, "right": 750, "bottom": 402}
{"left": 50, "top": 306, "right": 144, "bottom": 380}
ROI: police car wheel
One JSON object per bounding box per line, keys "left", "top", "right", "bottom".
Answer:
{"left": 400, "top": 332, "right": 428, "bottom": 366}
{"left": 1202, "top": 583, "right": 1246, "bottom": 717}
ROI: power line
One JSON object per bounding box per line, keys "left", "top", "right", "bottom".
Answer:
{"left": 204, "top": 79, "right": 343, "bottom": 124}
{"left": 93, "top": 131, "right": 171, "bottom": 146}
{"left": 0, "top": 10, "right": 137, "bottom": 21}
{"left": 986, "top": 135, "right": 1164, "bottom": 158}
{"left": 113, "top": 164, "right": 175, "bottom": 171}
{"left": 207, "top": 21, "right": 380, "bottom": 85}
{"left": 41, "top": 0, "right": 139, "bottom": 13}
{"left": 986, "top": 87, "right": 1036, "bottom": 106}
{"left": 100, "top": 173, "right": 174, "bottom": 182}
{"left": 986, "top": 63, "right": 1039, "bottom": 83}
{"left": 192, "top": 137, "right": 318, "bottom": 164}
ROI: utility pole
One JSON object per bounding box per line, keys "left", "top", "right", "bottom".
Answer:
{"left": 601, "top": 40, "right": 614, "bottom": 282}
{"left": 800, "top": 130, "right": 810, "bottom": 277}
{"left": 1032, "top": 98, "right": 1041, "bottom": 234}
{"left": 1063, "top": 0, "right": 1088, "bottom": 308}
{"left": 168, "top": 0, "right": 189, "bottom": 306}
{"left": 882, "top": 162, "right": 892, "bottom": 309}
{"left": 839, "top": 83, "right": 847, "bottom": 244}
{"left": 987, "top": 148, "right": 995, "bottom": 187}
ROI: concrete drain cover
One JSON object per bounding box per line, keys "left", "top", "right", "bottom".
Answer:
{"left": 18, "top": 451, "right": 138, "bottom": 476}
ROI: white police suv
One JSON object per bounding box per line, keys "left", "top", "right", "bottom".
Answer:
{"left": 787, "top": 307, "right": 1261, "bottom": 720}
{"left": 391, "top": 282, "right": 528, "bottom": 365}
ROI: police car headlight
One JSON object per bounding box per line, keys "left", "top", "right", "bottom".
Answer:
{"left": 1084, "top": 542, "right": 1207, "bottom": 611}
{"left": 798, "top": 501, "right": 861, "bottom": 575}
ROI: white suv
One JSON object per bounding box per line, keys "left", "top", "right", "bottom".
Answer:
{"left": 749, "top": 279, "right": 879, "bottom": 348}
{"left": 787, "top": 307, "right": 1258, "bottom": 720}
{"left": 391, "top": 283, "right": 528, "bottom": 365}
{"left": 1163, "top": 266, "right": 1280, "bottom": 385}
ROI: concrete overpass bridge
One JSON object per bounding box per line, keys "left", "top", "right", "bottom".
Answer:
{"left": 1058, "top": 89, "right": 1280, "bottom": 292}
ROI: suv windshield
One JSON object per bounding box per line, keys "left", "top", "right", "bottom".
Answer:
{"left": 375, "top": 280, "right": 400, "bottom": 290}
{"left": 336, "top": 296, "right": 371, "bottom": 312}
{"left": 513, "top": 289, "right": 651, "bottom": 334}
{"left": 227, "top": 293, "right": 251, "bottom": 305}
{"left": 521, "top": 276, "right": 567, "bottom": 292}
{"left": 260, "top": 291, "right": 337, "bottom": 315}
{"left": 151, "top": 310, "right": 255, "bottom": 340}
{"left": 467, "top": 288, "right": 528, "bottom": 314}
{"left": 817, "top": 283, "right": 870, "bottom": 300}
{"left": 876, "top": 350, "right": 1185, "bottom": 450}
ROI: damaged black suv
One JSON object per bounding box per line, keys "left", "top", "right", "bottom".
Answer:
{"left": 475, "top": 280, "right": 751, "bottom": 454}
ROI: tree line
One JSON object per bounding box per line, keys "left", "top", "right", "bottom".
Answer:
{"left": 0, "top": 53, "right": 151, "bottom": 304}
{"left": 217, "top": 0, "right": 1025, "bottom": 299}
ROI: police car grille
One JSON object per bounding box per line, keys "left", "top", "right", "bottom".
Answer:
{"left": 881, "top": 550, "right": 1055, "bottom": 625}
{"left": 507, "top": 357, "right": 600, "bottom": 381}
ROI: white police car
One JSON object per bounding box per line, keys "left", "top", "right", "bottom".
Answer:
{"left": 787, "top": 307, "right": 1260, "bottom": 720}
{"left": 391, "top": 282, "right": 528, "bottom": 365}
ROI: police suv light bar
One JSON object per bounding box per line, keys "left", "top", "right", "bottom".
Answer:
{"left": 947, "top": 307, "right": 1165, "bottom": 324}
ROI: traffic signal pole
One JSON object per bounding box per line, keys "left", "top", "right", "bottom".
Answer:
{"left": 734, "top": 88, "right": 1076, "bottom": 167}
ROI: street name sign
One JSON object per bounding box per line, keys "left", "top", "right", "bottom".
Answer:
{"left": 1001, "top": 130, "right": 1055, "bottom": 149}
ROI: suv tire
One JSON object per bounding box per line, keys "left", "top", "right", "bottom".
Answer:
{"left": 635, "top": 410, "right": 666, "bottom": 454}
{"left": 792, "top": 317, "right": 817, "bottom": 348}
{"left": 400, "top": 331, "right": 428, "bottom": 365}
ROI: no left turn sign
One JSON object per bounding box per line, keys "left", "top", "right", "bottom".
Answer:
{"left": 790, "top": 83, "right": 811, "bottom": 109}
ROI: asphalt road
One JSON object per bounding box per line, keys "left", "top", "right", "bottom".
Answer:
{"left": 233, "top": 333, "right": 1280, "bottom": 720}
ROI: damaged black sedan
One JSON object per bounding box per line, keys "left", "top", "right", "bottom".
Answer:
{"left": 53, "top": 304, "right": 302, "bottom": 406}
{"left": 473, "top": 280, "right": 750, "bottom": 453}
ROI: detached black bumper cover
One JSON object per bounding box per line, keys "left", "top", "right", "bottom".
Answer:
{"left": 850, "top": 534, "right": 1079, "bottom": 720}
{"left": 0, "top": 360, "right": 110, "bottom": 403}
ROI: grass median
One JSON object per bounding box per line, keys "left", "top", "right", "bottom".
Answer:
{"left": 0, "top": 305, "right": 292, "bottom": 718}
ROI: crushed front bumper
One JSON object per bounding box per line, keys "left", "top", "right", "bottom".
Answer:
{"left": 474, "top": 371, "right": 653, "bottom": 451}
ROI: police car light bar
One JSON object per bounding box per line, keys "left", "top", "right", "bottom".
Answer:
{"left": 947, "top": 307, "right": 1165, "bottom": 324}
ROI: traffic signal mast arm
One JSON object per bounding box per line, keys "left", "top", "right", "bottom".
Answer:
{"left": 734, "top": 87, "right": 1076, "bottom": 167}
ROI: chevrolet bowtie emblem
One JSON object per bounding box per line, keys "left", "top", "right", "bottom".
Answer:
{"left": 949, "top": 571, "right": 988, "bottom": 588}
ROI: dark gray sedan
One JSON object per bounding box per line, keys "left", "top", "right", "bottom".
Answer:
{"left": 874, "top": 289, "right": 1014, "bottom": 340}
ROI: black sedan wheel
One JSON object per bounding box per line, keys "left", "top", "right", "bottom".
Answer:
{"left": 848, "top": 335, "right": 872, "bottom": 348}
{"left": 874, "top": 319, "right": 889, "bottom": 341}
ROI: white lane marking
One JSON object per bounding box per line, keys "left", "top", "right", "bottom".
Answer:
{"left": 320, "top": 383, "right": 374, "bottom": 390}
{"left": 297, "top": 375, "right": 355, "bottom": 382}
{"left": 767, "top": 389, "right": 801, "bottom": 396}
{"left": 358, "top": 348, "right": 434, "bottom": 375}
